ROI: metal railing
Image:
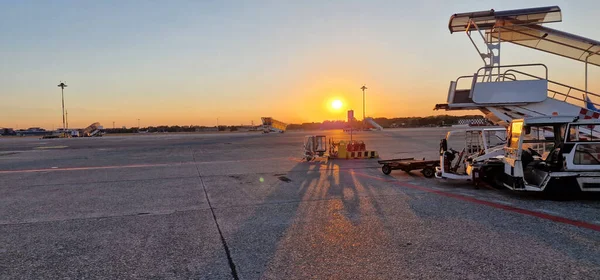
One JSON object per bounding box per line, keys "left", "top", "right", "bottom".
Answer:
{"left": 468, "top": 64, "right": 600, "bottom": 109}
{"left": 475, "top": 63, "right": 548, "bottom": 82}
{"left": 453, "top": 73, "right": 517, "bottom": 90}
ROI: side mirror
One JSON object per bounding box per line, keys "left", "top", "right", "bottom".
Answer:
{"left": 440, "top": 138, "right": 448, "bottom": 153}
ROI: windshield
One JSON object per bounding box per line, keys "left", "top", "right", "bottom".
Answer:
{"left": 484, "top": 129, "right": 506, "bottom": 148}
{"left": 520, "top": 125, "right": 561, "bottom": 158}
{"left": 567, "top": 124, "right": 600, "bottom": 142}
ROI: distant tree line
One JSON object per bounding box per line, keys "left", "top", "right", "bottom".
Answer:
{"left": 286, "top": 115, "right": 485, "bottom": 130}
{"left": 370, "top": 115, "right": 485, "bottom": 128}
{"left": 98, "top": 115, "right": 484, "bottom": 134}
{"left": 104, "top": 125, "right": 244, "bottom": 134}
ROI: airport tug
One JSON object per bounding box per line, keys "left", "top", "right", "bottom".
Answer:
{"left": 480, "top": 116, "right": 600, "bottom": 193}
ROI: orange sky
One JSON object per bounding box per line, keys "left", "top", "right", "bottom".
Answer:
{"left": 2, "top": 1, "right": 600, "bottom": 129}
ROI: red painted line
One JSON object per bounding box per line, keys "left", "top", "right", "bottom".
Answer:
{"left": 347, "top": 170, "right": 600, "bottom": 232}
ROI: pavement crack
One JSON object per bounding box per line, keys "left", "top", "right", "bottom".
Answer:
{"left": 192, "top": 149, "right": 240, "bottom": 280}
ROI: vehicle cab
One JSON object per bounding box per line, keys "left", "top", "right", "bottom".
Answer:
{"left": 499, "top": 116, "right": 600, "bottom": 192}
{"left": 435, "top": 127, "right": 506, "bottom": 181}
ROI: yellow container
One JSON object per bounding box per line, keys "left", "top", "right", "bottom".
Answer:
{"left": 337, "top": 140, "right": 347, "bottom": 158}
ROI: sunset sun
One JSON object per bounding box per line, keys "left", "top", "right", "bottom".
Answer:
{"left": 331, "top": 99, "right": 343, "bottom": 110}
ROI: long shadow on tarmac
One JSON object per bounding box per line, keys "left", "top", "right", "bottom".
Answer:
{"left": 198, "top": 156, "right": 600, "bottom": 279}
{"left": 198, "top": 159, "right": 397, "bottom": 279}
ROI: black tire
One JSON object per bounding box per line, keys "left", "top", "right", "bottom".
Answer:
{"left": 422, "top": 167, "right": 435, "bottom": 178}
{"left": 472, "top": 170, "right": 480, "bottom": 189}
{"left": 471, "top": 169, "right": 482, "bottom": 190}
{"left": 382, "top": 165, "right": 392, "bottom": 175}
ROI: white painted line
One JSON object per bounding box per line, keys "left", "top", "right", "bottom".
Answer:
{"left": 489, "top": 199, "right": 513, "bottom": 206}
{"left": 34, "top": 146, "right": 68, "bottom": 150}
{"left": 458, "top": 192, "right": 475, "bottom": 197}
{"left": 534, "top": 209, "right": 562, "bottom": 216}
{"left": 51, "top": 167, "right": 58, "bottom": 169}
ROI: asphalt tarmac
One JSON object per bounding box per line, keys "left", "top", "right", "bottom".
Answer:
{"left": 1, "top": 128, "right": 599, "bottom": 279}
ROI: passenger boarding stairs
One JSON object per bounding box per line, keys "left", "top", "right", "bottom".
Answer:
{"left": 435, "top": 64, "right": 600, "bottom": 127}
{"left": 82, "top": 122, "right": 103, "bottom": 137}
{"left": 437, "top": 6, "right": 600, "bottom": 127}
{"left": 261, "top": 117, "right": 287, "bottom": 133}
{"left": 364, "top": 117, "right": 384, "bottom": 131}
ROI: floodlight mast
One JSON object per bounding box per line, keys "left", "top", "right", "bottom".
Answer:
{"left": 57, "top": 82, "right": 68, "bottom": 131}
{"left": 361, "top": 85, "right": 367, "bottom": 121}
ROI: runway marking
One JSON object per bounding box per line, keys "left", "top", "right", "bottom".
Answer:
{"left": 0, "top": 157, "right": 292, "bottom": 174}
{"left": 458, "top": 192, "right": 475, "bottom": 197}
{"left": 488, "top": 199, "right": 513, "bottom": 206}
{"left": 534, "top": 209, "right": 561, "bottom": 216}
{"left": 34, "top": 146, "right": 68, "bottom": 150}
{"left": 347, "top": 170, "right": 600, "bottom": 232}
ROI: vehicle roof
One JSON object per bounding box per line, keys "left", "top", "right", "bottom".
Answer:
{"left": 513, "top": 116, "right": 578, "bottom": 125}
{"left": 569, "top": 119, "right": 600, "bottom": 125}
{"left": 513, "top": 116, "right": 600, "bottom": 125}
{"left": 446, "top": 127, "right": 505, "bottom": 134}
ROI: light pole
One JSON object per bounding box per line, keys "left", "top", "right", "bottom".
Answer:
{"left": 361, "top": 85, "right": 367, "bottom": 121}
{"left": 350, "top": 113, "right": 353, "bottom": 141}
{"left": 137, "top": 119, "right": 140, "bottom": 128}
{"left": 57, "top": 82, "right": 68, "bottom": 131}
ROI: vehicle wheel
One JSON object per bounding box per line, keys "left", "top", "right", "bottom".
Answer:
{"left": 421, "top": 167, "right": 435, "bottom": 178}
{"left": 305, "top": 156, "right": 313, "bottom": 162}
{"left": 472, "top": 174, "right": 480, "bottom": 189}
{"left": 382, "top": 165, "right": 392, "bottom": 175}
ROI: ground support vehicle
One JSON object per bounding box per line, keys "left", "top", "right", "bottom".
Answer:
{"left": 435, "top": 127, "right": 507, "bottom": 186}
{"left": 378, "top": 158, "right": 439, "bottom": 178}
{"left": 483, "top": 116, "right": 600, "bottom": 193}
{"left": 303, "top": 135, "right": 378, "bottom": 161}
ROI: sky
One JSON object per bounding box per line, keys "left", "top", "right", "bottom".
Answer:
{"left": 1, "top": 0, "right": 600, "bottom": 129}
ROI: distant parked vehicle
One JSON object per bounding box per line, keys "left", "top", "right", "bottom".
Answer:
{"left": 1, "top": 128, "right": 17, "bottom": 136}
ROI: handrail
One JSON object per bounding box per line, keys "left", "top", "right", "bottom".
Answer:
{"left": 475, "top": 63, "right": 548, "bottom": 81}
{"left": 468, "top": 66, "right": 600, "bottom": 108}
{"left": 454, "top": 73, "right": 517, "bottom": 87}
{"left": 495, "top": 73, "right": 517, "bottom": 82}
{"left": 502, "top": 69, "right": 600, "bottom": 108}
